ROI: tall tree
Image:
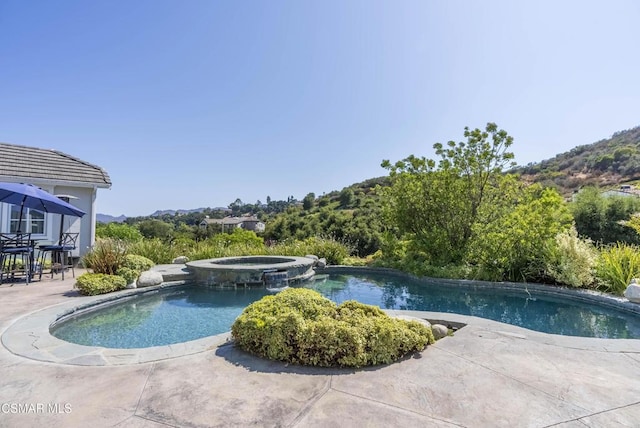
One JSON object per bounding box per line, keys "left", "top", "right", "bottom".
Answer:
{"left": 302, "top": 192, "right": 315, "bottom": 210}
{"left": 339, "top": 188, "right": 355, "bottom": 208}
{"left": 381, "top": 123, "right": 516, "bottom": 263}
{"left": 229, "top": 198, "right": 244, "bottom": 215}
{"left": 136, "top": 219, "right": 174, "bottom": 242}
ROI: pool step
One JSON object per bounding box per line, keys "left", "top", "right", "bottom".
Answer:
{"left": 150, "top": 264, "right": 194, "bottom": 282}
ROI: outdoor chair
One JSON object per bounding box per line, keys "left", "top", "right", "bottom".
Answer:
{"left": 37, "top": 232, "right": 79, "bottom": 281}
{"left": 0, "top": 233, "right": 34, "bottom": 284}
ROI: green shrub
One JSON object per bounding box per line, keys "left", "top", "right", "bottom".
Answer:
{"left": 185, "top": 240, "right": 266, "bottom": 261}
{"left": 171, "top": 236, "right": 197, "bottom": 254}
{"left": 116, "top": 267, "right": 139, "bottom": 284}
{"left": 96, "top": 222, "right": 143, "bottom": 242}
{"left": 75, "top": 273, "right": 127, "bottom": 295}
{"left": 136, "top": 219, "right": 174, "bottom": 241}
{"left": 467, "top": 186, "right": 572, "bottom": 282}
{"left": 231, "top": 288, "right": 433, "bottom": 368}
{"left": 372, "top": 238, "right": 474, "bottom": 280}
{"left": 341, "top": 256, "right": 370, "bottom": 266}
{"left": 413, "top": 263, "right": 475, "bottom": 280}
{"left": 544, "top": 227, "right": 597, "bottom": 288}
{"left": 375, "top": 233, "right": 410, "bottom": 267}
{"left": 184, "top": 240, "right": 224, "bottom": 261}
{"left": 181, "top": 229, "right": 266, "bottom": 262}
{"left": 571, "top": 186, "right": 640, "bottom": 245}
{"left": 123, "top": 254, "right": 155, "bottom": 272}
{"left": 297, "top": 318, "right": 366, "bottom": 367}
{"left": 121, "top": 234, "right": 347, "bottom": 265}
{"left": 127, "top": 238, "right": 178, "bottom": 264}
{"left": 268, "top": 237, "right": 350, "bottom": 265}
{"left": 82, "top": 239, "right": 128, "bottom": 275}
{"left": 303, "top": 237, "right": 350, "bottom": 265}
{"left": 355, "top": 316, "right": 432, "bottom": 366}
{"left": 211, "top": 228, "right": 265, "bottom": 249}
{"left": 595, "top": 243, "right": 640, "bottom": 295}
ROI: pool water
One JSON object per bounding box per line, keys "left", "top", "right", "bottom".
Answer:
{"left": 51, "top": 273, "right": 640, "bottom": 348}
{"left": 52, "top": 287, "right": 271, "bottom": 349}
{"left": 309, "top": 274, "right": 640, "bottom": 339}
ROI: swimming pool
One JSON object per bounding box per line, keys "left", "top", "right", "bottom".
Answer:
{"left": 51, "top": 272, "right": 640, "bottom": 348}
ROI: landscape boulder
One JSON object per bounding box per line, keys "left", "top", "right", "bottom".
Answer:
{"left": 172, "top": 256, "right": 189, "bottom": 264}
{"left": 431, "top": 324, "right": 449, "bottom": 340}
{"left": 137, "top": 270, "right": 163, "bottom": 288}
{"left": 316, "top": 258, "right": 327, "bottom": 268}
{"left": 624, "top": 279, "right": 640, "bottom": 303}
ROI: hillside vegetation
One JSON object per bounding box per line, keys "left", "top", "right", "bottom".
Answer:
{"left": 517, "top": 126, "right": 640, "bottom": 193}
{"left": 263, "top": 176, "right": 389, "bottom": 257}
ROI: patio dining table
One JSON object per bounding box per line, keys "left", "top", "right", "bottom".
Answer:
{"left": 0, "top": 234, "right": 40, "bottom": 284}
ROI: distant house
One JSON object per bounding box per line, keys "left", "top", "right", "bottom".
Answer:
{"left": 0, "top": 142, "right": 112, "bottom": 257}
{"left": 602, "top": 185, "right": 640, "bottom": 199}
{"left": 200, "top": 215, "right": 266, "bottom": 233}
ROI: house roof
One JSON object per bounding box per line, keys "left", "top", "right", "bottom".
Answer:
{"left": 0, "top": 142, "right": 111, "bottom": 188}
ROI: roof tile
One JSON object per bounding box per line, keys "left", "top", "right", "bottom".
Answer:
{"left": 0, "top": 142, "right": 111, "bottom": 187}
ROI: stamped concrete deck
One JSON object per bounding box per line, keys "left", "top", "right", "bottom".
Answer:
{"left": 1, "top": 268, "right": 640, "bottom": 427}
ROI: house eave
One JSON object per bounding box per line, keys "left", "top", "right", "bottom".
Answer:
{"left": 0, "top": 175, "right": 112, "bottom": 189}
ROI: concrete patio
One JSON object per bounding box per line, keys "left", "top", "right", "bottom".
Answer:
{"left": 1, "top": 269, "right": 640, "bottom": 427}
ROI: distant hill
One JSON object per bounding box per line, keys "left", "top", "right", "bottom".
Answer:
{"left": 97, "top": 207, "right": 232, "bottom": 223}
{"left": 517, "top": 126, "right": 640, "bottom": 194}
{"left": 96, "top": 213, "right": 127, "bottom": 223}
{"left": 320, "top": 176, "right": 390, "bottom": 201}
{"left": 150, "top": 207, "right": 213, "bottom": 217}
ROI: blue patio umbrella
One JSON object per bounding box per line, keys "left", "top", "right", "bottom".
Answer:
{"left": 0, "top": 182, "right": 85, "bottom": 233}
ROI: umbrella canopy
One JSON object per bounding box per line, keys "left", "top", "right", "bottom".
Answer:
{"left": 0, "top": 182, "right": 85, "bottom": 232}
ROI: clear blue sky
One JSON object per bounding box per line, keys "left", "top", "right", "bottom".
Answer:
{"left": 1, "top": 1, "right": 639, "bottom": 216}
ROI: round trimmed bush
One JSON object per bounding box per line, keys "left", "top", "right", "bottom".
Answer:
{"left": 75, "top": 273, "right": 127, "bottom": 296}
{"left": 123, "top": 254, "right": 155, "bottom": 272}
{"left": 231, "top": 288, "right": 434, "bottom": 367}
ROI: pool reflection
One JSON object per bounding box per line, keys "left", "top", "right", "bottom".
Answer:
{"left": 305, "top": 274, "right": 640, "bottom": 339}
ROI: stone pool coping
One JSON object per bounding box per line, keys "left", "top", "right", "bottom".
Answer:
{"left": 3, "top": 266, "right": 640, "bottom": 366}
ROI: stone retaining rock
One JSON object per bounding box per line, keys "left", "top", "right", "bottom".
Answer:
{"left": 625, "top": 279, "right": 640, "bottom": 303}
{"left": 137, "top": 270, "right": 164, "bottom": 287}
{"left": 432, "top": 324, "right": 449, "bottom": 340}
{"left": 172, "top": 256, "right": 189, "bottom": 264}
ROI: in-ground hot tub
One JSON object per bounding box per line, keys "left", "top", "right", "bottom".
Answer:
{"left": 186, "top": 255, "right": 316, "bottom": 287}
